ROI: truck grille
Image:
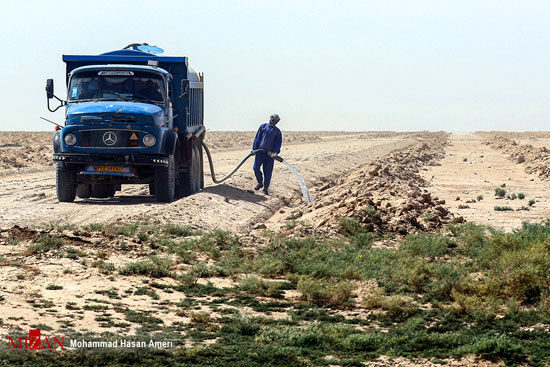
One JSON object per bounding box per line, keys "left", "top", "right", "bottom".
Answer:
{"left": 78, "top": 130, "right": 141, "bottom": 148}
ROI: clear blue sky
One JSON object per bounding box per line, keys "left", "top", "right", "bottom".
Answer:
{"left": 1, "top": 0, "right": 549, "bottom": 131}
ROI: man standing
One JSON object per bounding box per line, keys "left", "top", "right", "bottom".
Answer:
{"left": 252, "top": 114, "right": 282, "bottom": 195}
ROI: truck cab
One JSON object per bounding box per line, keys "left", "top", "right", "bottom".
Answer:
{"left": 46, "top": 44, "right": 204, "bottom": 202}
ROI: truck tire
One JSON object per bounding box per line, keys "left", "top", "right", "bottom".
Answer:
{"left": 155, "top": 155, "right": 175, "bottom": 202}
{"left": 91, "top": 184, "right": 116, "bottom": 198}
{"left": 181, "top": 144, "right": 200, "bottom": 196}
{"left": 76, "top": 184, "right": 91, "bottom": 199}
{"left": 56, "top": 162, "right": 76, "bottom": 203}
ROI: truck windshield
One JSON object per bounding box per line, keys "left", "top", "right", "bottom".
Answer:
{"left": 68, "top": 70, "right": 165, "bottom": 103}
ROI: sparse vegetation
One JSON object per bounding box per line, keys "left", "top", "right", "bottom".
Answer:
{"left": 297, "top": 276, "right": 355, "bottom": 307}
{"left": 518, "top": 192, "right": 525, "bottom": 199}
{"left": 163, "top": 223, "right": 195, "bottom": 237}
{"left": 119, "top": 256, "right": 173, "bottom": 278}
{"left": 5, "top": 217, "right": 550, "bottom": 365}
{"left": 494, "top": 205, "right": 513, "bottom": 211}
{"left": 239, "top": 277, "right": 285, "bottom": 298}
{"left": 45, "top": 284, "right": 63, "bottom": 290}
{"left": 529, "top": 199, "right": 536, "bottom": 206}
{"left": 24, "top": 235, "right": 63, "bottom": 255}
{"left": 92, "top": 260, "right": 116, "bottom": 274}
{"left": 495, "top": 187, "right": 506, "bottom": 197}
{"left": 64, "top": 246, "right": 86, "bottom": 259}
{"left": 477, "top": 195, "right": 483, "bottom": 201}
{"left": 189, "top": 311, "right": 212, "bottom": 323}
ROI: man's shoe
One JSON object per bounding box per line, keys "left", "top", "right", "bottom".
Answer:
{"left": 262, "top": 189, "right": 269, "bottom": 195}
{"left": 254, "top": 183, "right": 263, "bottom": 190}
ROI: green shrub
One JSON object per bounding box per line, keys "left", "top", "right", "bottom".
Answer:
{"left": 528, "top": 199, "right": 536, "bottom": 207}
{"left": 494, "top": 206, "right": 513, "bottom": 211}
{"left": 255, "top": 322, "right": 329, "bottom": 348}
{"left": 115, "top": 223, "right": 140, "bottom": 236}
{"left": 495, "top": 187, "right": 506, "bottom": 197}
{"left": 517, "top": 192, "right": 525, "bottom": 200}
{"left": 45, "top": 284, "right": 63, "bottom": 290}
{"left": 297, "top": 276, "right": 355, "bottom": 307}
{"left": 467, "top": 336, "right": 526, "bottom": 364}
{"left": 24, "top": 235, "right": 64, "bottom": 255}
{"left": 119, "top": 256, "right": 172, "bottom": 278}
{"left": 221, "top": 316, "right": 260, "bottom": 336}
{"left": 254, "top": 236, "right": 375, "bottom": 280}
{"left": 339, "top": 217, "right": 364, "bottom": 235}
{"left": 189, "top": 311, "right": 211, "bottom": 323}
{"left": 164, "top": 223, "right": 194, "bottom": 237}
{"left": 92, "top": 260, "right": 116, "bottom": 274}
{"left": 477, "top": 195, "right": 484, "bottom": 201}
{"left": 239, "top": 277, "right": 284, "bottom": 298}
{"left": 341, "top": 333, "right": 379, "bottom": 352}
{"left": 362, "top": 287, "right": 418, "bottom": 321}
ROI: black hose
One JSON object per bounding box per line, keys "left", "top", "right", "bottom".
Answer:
{"left": 202, "top": 142, "right": 265, "bottom": 184}
{"left": 201, "top": 141, "right": 313, "bottom": 203}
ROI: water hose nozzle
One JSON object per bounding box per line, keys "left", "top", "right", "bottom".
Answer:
{"left": 267, "top": 152, "right": 284, "bottom": 162}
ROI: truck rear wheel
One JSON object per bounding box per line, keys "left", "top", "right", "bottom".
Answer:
{"left": 91, "top": 184, "right": 116, "bottom": 198}
{"left": 155, "top": 155, "right": 175, "bottom": 202}
{"left": 181, "top": 144, "right": 201, "bottom": 196}
{"left": 56, "top": 162, "right": 76, "bottom": 203}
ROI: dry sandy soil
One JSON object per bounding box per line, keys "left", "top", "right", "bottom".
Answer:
{"left": 421, "top": 133, "right": 550, "bottom": 231}
{"left": 0, "top": 131, "right": 420, "bottom": 231}
{"left": 0, "top": 131, "right": 423, "bottom": 340}
{"left": 0, "top": 130, "right": 548, "bottom": 366}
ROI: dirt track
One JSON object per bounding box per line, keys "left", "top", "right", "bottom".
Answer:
{"left": 0, "top": 132, "right": 419, "bottom": 232}
{"left": 421, "top": 133, "right": 550, "bottom": 230}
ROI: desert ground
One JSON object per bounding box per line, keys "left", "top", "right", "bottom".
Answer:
{"left": 0, "top": 131, "right": 549, "bottom": 366}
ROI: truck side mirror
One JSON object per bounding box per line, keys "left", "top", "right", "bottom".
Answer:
{"left": 180, "top": 80, "right": 189, "bottom": 98}
{"left": 45, "top": 79, "right": 65, "bottom": 112}
{"left": 46, "top": 79, "right": 54, "bottom": 99}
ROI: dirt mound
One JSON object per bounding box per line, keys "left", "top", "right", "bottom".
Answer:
{"left": 483, "top": 136, "right": 550, "bottom": 180}
{"left": 281, "top": 134, "right": 463, "bottom": 236}
{"left": 0, "top": 132, "right": 54, "bottom": 170}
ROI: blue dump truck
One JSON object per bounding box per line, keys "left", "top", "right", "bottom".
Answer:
{"left": 45, "top": 44, "right": 204, "bottom": 203}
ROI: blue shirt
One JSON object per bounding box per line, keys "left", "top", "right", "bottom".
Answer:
{"left": 252, "top": 123, "right": 282, "bottom": 154}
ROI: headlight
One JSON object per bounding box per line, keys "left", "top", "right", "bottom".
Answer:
{"left": 143, "top": 134, "right": 156, "bottom": 147}
{"left": 64, "top": 133, "right": 77, "bottom": 146}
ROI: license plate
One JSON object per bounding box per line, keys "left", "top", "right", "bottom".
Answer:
{"left": 96, "top": 165, "right": 123, "bottom": 173}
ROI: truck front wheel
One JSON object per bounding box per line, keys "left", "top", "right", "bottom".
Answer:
{"left": 155, "top": 155, "right": 175, "bottom": 202}
{"left": 56, "top": 162, "right": 76, "bottom": 203}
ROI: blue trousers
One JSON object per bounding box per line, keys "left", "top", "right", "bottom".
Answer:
{"left": 253, "top": 153, "right": 275, "bottom": 190}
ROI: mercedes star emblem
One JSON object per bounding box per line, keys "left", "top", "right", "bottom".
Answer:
{"left": 103, "top": 131, "right": 117, "bottom": 146}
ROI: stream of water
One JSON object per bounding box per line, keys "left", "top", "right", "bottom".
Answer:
{"left": 280, "top": 160, "right": 314, "bottom": 204}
